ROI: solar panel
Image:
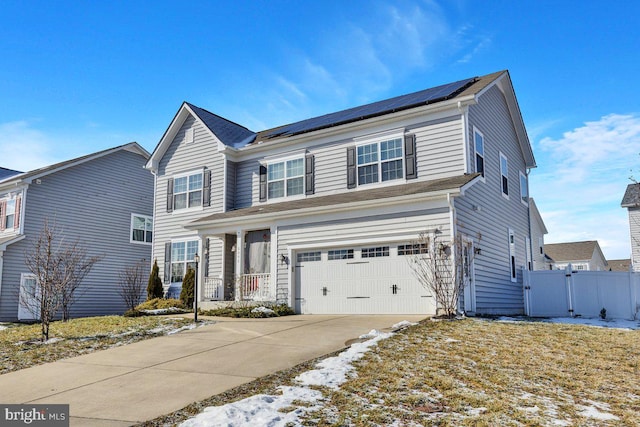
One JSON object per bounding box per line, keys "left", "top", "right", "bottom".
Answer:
{"left": 261, "top": 77, "right": 476, "bottom": 139}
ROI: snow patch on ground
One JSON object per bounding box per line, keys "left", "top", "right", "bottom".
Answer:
{"left": 180, "top": 327, "right": 395, "bottom": 426}
{"left": 167, "top": 323, "right": 199, "bottom": 335}
{"left": 391, "top": 320, "right": 417, "bottom": 330}
{"left": 496, "top": 316, "right": 640, "bottom": 330}
{"left": 0, "top": 324, "right": 8, "bottom": 331}
{"left": 141, "top": 307, "right": 187, "bottom": 315}
{"left": 577, "top": 401, "right": 619, "bottom": 421}
{"left": 251, "top": 306, "right": 275, "bottom": 315}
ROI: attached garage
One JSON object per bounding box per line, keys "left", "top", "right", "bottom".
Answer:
{"left": 294, "top": 243, "right": 436, "bottom": 314}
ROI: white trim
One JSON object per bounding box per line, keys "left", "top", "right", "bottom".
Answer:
{"left": 525, "top": 236, "right": 532, "bottom": 271}
{"left": 519, "top": 171, "right": 529, "bottom": 206}
{"left": 270, "top": 225, "right": 278, "bottom": 300}
{"left": 460, "top": 110, "right": 470, "bottom": 174}
{"left": 171, "top": 168, "right": 206, "bottom": 212}
{"left": 265, "top": 157, "right": 306, "bottom": 200}
{"left": 18, "top": 272, "right": 38, "bottom": 321}
{"left": 130, "top": 213, "right": 153, "bottom": 245}
{"left": 500, "top": 152, "right": 509, "bottom": 199}
{"left": 262, "top": 149, "right": 307, "bottom": 164}
{"left": 222, "top": 154, "right": 228, "bottom": 212}
{"left": 354, "top": 133, "right": 405, "bottom": 188}
{"left": 169, "top": 238, "right": 200, "bottom": 284}
{"left": 285, "top": 228, "right": 439, "bottom": 250}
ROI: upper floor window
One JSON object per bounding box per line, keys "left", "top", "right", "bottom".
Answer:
{"left": 166, "top": 169, "right": 211, "bottom": 212}
{"left": 0, "top": 196, "right": 21, "bottom": 232}
{"left": 131, "top": 214, "right": 153, "bottom": 244}
{"left": 519, "top": 172, "right": 528, "bottom": 205}
{"left": 268, "top": 158, "right": 304, "bottom": 199}
{"left": 474, "top": 129, "right": 484, "bottom": 177}
{"left": 357, "top": 138, "right": 403, "bottom": 185}
{"left": 500, "top": 153, "right": 509, "bottom": 197}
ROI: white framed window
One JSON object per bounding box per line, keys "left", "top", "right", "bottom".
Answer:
{"left": 4, "top": 199, "right": 15, "bottom": 229}
{"left": 519, "top": 171, "right": 528, "bottom": 205}
{"left": 357, "top": 137, "right": 404, "bottom": 186}
{"left": 268, "top": 158, "right": 304, "bottom": 199}
{"left": 328, "top": 249, "right": 354, "bottom": 260}
{"left": 174, "top": 172, "right": 203, "bottom": 210}
{"left": 185, "top": 128, "right": 194, "bottom": 144}
{"left": 508, "top": 228, "right": 516, "bottom": 282}
{"left": 170, "top": 240, "right": 198, "bottom": 283}
{"left": 500, "top": 152, "right": 509, "bottom": 198}
{"left": 131, "top": 214, "right": 153, "bottom": 244}
{"left": 362, "top": 246, "right": 390, "bottom": 258}
{"left": 474, "top": 128, "right": 485, "bottom": 178}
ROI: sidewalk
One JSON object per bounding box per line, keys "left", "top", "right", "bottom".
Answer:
{"left": 0, "top": 314, "right": 424, "bottom": 426}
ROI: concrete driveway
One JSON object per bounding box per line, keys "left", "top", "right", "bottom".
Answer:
{"left": 0, "top": 314, "right": 425, "bottom": 426}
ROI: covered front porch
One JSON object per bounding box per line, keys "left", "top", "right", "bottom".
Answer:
{"left": 199, "top": 228, "right": 276, "bottom": 303}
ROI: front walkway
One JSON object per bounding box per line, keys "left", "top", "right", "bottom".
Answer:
{"left": 0, "top": 314, "right": 425, "bottom": 426}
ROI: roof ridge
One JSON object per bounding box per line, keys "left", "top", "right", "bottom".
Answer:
{"left": 185, "top": 102, "right": 255, "bottom": 134}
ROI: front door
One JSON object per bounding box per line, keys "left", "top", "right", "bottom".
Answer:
{"left": 18, "top": 273, "right": 39, "bottom": 321}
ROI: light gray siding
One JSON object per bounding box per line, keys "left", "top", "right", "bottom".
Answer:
{"left": 411, "top": 117, "right": 465, "bottom": 181}
{"left": 153, "top": 114, "right": 225, "bottom": 284}
{"left": 226, "top": 160, "right": 236, "bottom": 210}
{"left": 0, "top": 149, "right": 153, "bottom": 321}
{"left": 457, "top": 85, "right": 531, "bottom": 315}
{"left": 275, "top": 208, "right": 451, "bottom": 304}
{"left": 630, "top": 207, "right": 640, "bottom": 271}
{"left": 234, "top": 159, "right": 260, "bottom": 209}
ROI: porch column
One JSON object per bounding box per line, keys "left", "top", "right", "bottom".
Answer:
{"left": 235, "top": 229, "right": 244, "bottom": 301}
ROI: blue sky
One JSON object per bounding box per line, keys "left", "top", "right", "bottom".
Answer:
{"left": 1, "top": 1, "right": 638, "bottom": 259}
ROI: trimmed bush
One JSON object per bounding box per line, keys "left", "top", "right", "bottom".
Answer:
{"left": 147, "top": 259, "right": 164, "bottom": 300}
{"left": 124, "top": 309, "right": 145, "bottom": 317}
{"left": 180, "top": 267, "right": 195, "bottom": 308}
{"left": 135, "top": 298, "right": 185, "bottom": 311}
{"left": 200, "top": 303, "right": 295, "bottom": 318}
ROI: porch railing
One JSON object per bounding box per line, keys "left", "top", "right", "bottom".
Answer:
{"left": 238, "top": 273, "right": 272, "bottom": 301}
{"left": 203, "top": 277, "right": 224, "bottom": 301}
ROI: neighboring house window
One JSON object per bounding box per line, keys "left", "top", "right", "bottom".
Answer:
{"left": 166, "top": 169, "right": 211, "bottom": 212}
{"left": 519, "top": 172, "right": 528, "bottom": 205}
{"left": 170, "top": 240, "right": 198, "bottom": 283}
{"left": 357, "top": 138, "right": 404, "bottom": 185}
{"left": 268, "top": 158, "right": 304, "bottom": 199}
{"left": 474, "top": 129, "right": 484, "bottom": 177}
{"left": 539, "top": 237, "right": 544, "bottom": 255}
{"left": 508, "top": 229, "right": 516, "bottom": 282}
{"left": 500, "top": 153, "right": 509, "bottom": 197}
{"left": 575, "top": 264, "right": 587, "bottom": 271}
{"left": 362, "top": 246, "right": 390, "bottom": 258}
{"left": 4, "top": 199, "right": 15, "bottom": 229}
{"left": 0, "top": 196, "right": 21, "bottom": 232}
{"left": 131, "top": 214, "right": 153, "bottom": 244}
{"left": 328, "top": 249, "right": 354, "bottom": 260}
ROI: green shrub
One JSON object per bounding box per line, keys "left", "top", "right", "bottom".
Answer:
{"left": 135, "top": 298, "right": 185, "bottom": 311}
{"left": 180, "top": 267, "right": 195, "bottom": 308}
{"left": 147, "top": 259, "right": 164, "bottom": 300}
{"left": 124, "top": 309, "right": 145, "bottom": 317}
{"left": 200, "top": 303, "right": 295, "bottom": 318}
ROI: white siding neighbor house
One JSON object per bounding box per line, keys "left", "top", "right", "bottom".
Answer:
{"left": 545, "top": 241, "right": 609, "bottom": 272}
{"left": 146, "top": 70, "right": 536, "bottom": 316}
{"left": 0, "top": 143, "right": 154, "bottom": 321}
{"left": 622, "top": 183, "right": 640, "bottom": 271}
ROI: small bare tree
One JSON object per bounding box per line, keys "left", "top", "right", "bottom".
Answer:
{"left": 118, "top": 259, "right": 148, "bottom": 311}
{"left": 23, "top": 220, "right": 101, "bottom": 340}
{"left": 407, "top": 229, "right": 476, "bottom": 318}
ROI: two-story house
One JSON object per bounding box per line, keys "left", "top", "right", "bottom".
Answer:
{"left": 544, "top": 241, "right": 609, "bottom": 271}
{"left": 0, "top": 142, "right": 154, "bottom": 321}
{"left": 146, "top": 70, "right": 536, "bottom": 316}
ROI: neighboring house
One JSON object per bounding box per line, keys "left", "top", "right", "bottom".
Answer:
{"left": 621, "top": 183, "right": 640, "bottom": 271}
{"left": 529, "top": 198, "right": 548, "bottom": 270}
{"left": 608, "top": 259, "right": 631, "bottom": 272}
{"left": 545, "top": 241, "right": 609, "bottom": 271}
{"left": 0, "top": 143, "right": 154, "bottom": 321}
{"left": 146, "top": 70, "right": 536, "bottom": 316}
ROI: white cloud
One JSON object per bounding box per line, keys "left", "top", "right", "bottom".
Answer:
{"left": 0, "top": 121, "right": 61, "bottom": 171}
{"left": 531, "top": 113, "right": 640, "bottom": 259}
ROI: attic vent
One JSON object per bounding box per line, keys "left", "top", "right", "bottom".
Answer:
{"left": 185, "top": 128, "right": 194, "bottom": 144}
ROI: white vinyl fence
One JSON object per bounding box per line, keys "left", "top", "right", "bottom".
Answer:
{"left": 523, "top": 267, "right": 640, "bottom": 320}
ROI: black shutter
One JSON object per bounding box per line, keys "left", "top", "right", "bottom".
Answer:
{"left": 203, "top": 169, "right": 211, "bottom": 207}
{"left": 305, "top": 154, "right": 315, "bottom": 195}
{"left": 164, "top": 242, "right": 172, "bottom": 284}
{"left": 203, "top": 238, "right": 210, "bottom": 277}
{"left": 346, "top": 146, "right": 357, "bottom": 189}
{"left": 404, "top": 134, "right": 417, "bottom": 180}
{"left": 166, "top": 178, "right": 174, "bottom": 213}
{"left": 259, "top": 165, "right": 268, "bottom": 202}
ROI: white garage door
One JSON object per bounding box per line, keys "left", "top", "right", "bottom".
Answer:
{"left": 294, "top": 244, "right": 436, "bottom": 314}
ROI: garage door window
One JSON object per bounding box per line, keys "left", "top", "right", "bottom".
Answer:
{"left": 328, "top": 249, "right": 354, "bottom": 260}
{"left": 297, "top": 251, "right": 321, "bottom": 262}
{"left": 361, "top": 246, "right": 389, "bottom": 258}
{"left": 398, "top": 243, "right": 429, "bottom": 255}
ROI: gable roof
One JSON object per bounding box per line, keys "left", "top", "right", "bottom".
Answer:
{"left": 186, "top": 173, "right": 480, "bottom": 230}
{"left": 621, "top": 183, "right": 640, "bottom": 208}
{"left": 0, "top": 142, "right": 149, "bottom": 187}
{"left": 0, "top": 168, "right": 22, "bottom": 181}
{"left": 544, "top": 241, "right": 603, "bottom": 263}
{"left": 608, "top": 259, "right": 631, "bottom": 272}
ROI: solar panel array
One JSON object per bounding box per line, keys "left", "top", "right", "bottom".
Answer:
{"left": 261, "top": 76, "right": 477, "bottom": 140}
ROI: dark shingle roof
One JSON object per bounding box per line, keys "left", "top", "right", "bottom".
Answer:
{"left": 545, "top": 241, "right": 600, "bottom": 262}
{"left": 0, "top": 168, "right": 22, "bottom": 180}
{"left": 188, "top": 173, "right": 479, "bottom": 227}
{"left": 621, "top": 183, "right": 640, "bottom": 207}
{"left": 608, "top": 259, "right": 631, "bottom": 272}
{"left": 186, "top": 102, "right": 255, "bottom": 146}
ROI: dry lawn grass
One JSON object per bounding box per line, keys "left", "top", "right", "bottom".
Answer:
{"left": 0, "top": 316, "right": 195, "bottom": 374}
{"left": 303, "top": 318, "right": 640, "bottom": 426}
